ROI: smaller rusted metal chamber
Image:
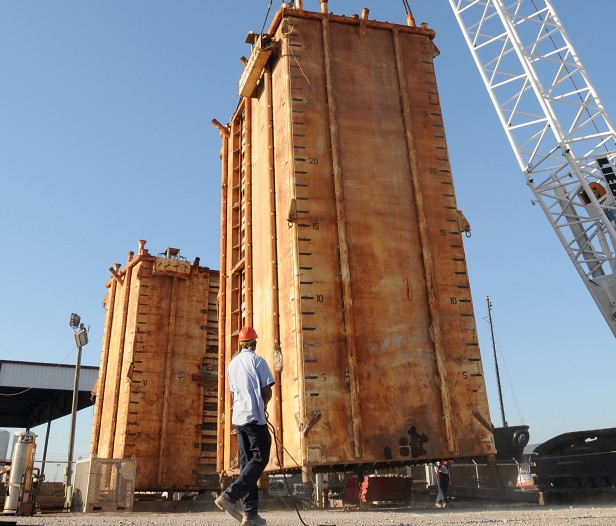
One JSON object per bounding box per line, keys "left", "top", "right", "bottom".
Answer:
{"left": 90, "top": 241, "right": 220, "bottom": 491}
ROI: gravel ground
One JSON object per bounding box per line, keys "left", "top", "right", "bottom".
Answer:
{"left": 6, "top": 505, "right": 616, "bottom": 526}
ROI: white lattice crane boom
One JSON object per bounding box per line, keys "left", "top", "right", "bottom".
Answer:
{"left": 449, "top": 0, "right": 616, "bottom": 337}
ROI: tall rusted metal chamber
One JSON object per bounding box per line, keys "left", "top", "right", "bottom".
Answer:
{"left": 90, "top": 241, "right": 220, "bottom": 490}
{"left": 215, "top": 4, "right": 496, "bottom": 474}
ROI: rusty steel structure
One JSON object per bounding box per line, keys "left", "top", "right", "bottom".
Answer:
{"left": 215, "top": 3, "right": 496, "bottom": 476}
{"left": 90, "top": 241, "right": 220, "bottom": 491}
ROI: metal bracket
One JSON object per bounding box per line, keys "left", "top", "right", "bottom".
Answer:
{"left": 472, "top": 409, "right": 494, "bottom": 433}
{"left": 287, "top": 198, "right": 297, "bottom": 226}
{"left": 238, "top": 34, "right": 274, "bottom": 98}
{"left": 296, "top": 410, "right": 321, "bottom": 436}
{"left": 273, "top": 344, "right": 283, "bottom": 372}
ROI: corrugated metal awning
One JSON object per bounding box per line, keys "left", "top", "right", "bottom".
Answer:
{"left": 0, "top": 360, "right": 98, "bottom": 429}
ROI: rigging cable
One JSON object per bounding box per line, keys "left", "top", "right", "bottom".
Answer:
{"left": 265, "top": 410, "right": 312, "bottom": 526}
{"left": 481, "top": 312, "right": 525, "bottom": 426}
{"left": 494, "top": 332, "right": 525, "bottom": 425}
{"left": 0, "top": 346, "right": 77, "bottom": 397}
{"left": 260, "top": 1, "right": 273, "bottom": 36}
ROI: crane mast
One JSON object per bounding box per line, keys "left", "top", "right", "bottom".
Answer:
{"left": 449, "top": 0, "right": 616, "bottom": 337}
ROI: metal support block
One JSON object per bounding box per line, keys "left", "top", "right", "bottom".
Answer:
{"left": 238, "top": 35, "right": 274, "bottom": 98}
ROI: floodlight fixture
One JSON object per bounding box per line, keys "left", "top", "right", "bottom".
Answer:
{"left": 66, "top": 312, "right": 88, "bottom": 510}
{"left": 69, "top": 313, "right": 81, "bottom": 329}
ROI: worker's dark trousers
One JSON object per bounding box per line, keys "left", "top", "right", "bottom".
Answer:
{"left": 436, "top": 475, "right": 450, "bottom": 504}
{"left": 226, "top": 422, "right": 272, "bottom": 517}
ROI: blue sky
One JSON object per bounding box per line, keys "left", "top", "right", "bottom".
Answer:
{"left": 1, "top": 1, "right": 614, "bottom": 464}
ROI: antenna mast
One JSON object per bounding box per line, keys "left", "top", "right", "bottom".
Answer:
{"left": 487, "top": 296, "right": 508, "bottom": 427}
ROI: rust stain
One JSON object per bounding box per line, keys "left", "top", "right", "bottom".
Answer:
{"left": 218, "top": 7, "right": 496, "bottom": 473}
{"left": 91, "top": 241, "right": 220, "bottom": 491}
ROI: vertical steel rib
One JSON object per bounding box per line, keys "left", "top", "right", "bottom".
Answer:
{"left": 157, "top": 275, "right": 178, "bottom": 485}
{"left": 90, "top": 270, "right": 118, "bottom": 455}
{"left": 393, "top": 28, "right": 457, "bottom": 454}
{"left": 264, "top": 64, "right": 284, "bottom": 467}
{"left": 216, "top": 126, "right": 229, "bottom": 473}
{"left": 108, "top": 253, "right": 134, "bottom": 457}
{"left": 322, "top": 16, "right": 363, "bottom": 458}
{"left": 245, "top": 98, "right": 254, "bottom": 327}
{"left": 283, "top": 31, "right": 308, "bottom": 462}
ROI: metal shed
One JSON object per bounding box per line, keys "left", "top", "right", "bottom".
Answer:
{"left": 0, "top": 360, "right": 98, "bottom": 429}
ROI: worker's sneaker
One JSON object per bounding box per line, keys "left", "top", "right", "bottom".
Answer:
{"left": 214, "top": 492, "right": 243, "bottom": 522}
{"left": 242, "top": 514, "right": 267, "bottom": 526}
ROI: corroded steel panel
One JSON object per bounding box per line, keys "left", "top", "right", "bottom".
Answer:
{"left": 218, "top": 7, "right": 495, "bottom": 474}
{"left": 90, "top": 241, "right": 220, "bottom": 490}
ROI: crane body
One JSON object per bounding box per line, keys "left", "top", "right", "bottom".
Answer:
{"left": 449, "top": 0, "right": 616, "bottom": 336}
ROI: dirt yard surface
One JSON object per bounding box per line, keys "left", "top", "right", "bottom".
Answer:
{"left": 6, "top": 505, "right": 616, "bottom": 526}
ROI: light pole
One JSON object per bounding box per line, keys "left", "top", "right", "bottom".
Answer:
{"left": 65, "top": 313, "right": 88, "bottom": 510}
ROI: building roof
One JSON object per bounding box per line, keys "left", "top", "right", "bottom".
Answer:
{"left": 0, "top": 360, "right": 99, "bottom": 429}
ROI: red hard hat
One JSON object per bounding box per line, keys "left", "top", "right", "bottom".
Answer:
{"left": 239, "top": 326, "right": 258, "bottom": 342}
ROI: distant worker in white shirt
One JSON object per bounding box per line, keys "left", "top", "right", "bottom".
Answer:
{"left": 215, "top": 327, "right": 274, "bottom": 526}
{"left": 434, "top": 460, "right": 451, "bottom": 508}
